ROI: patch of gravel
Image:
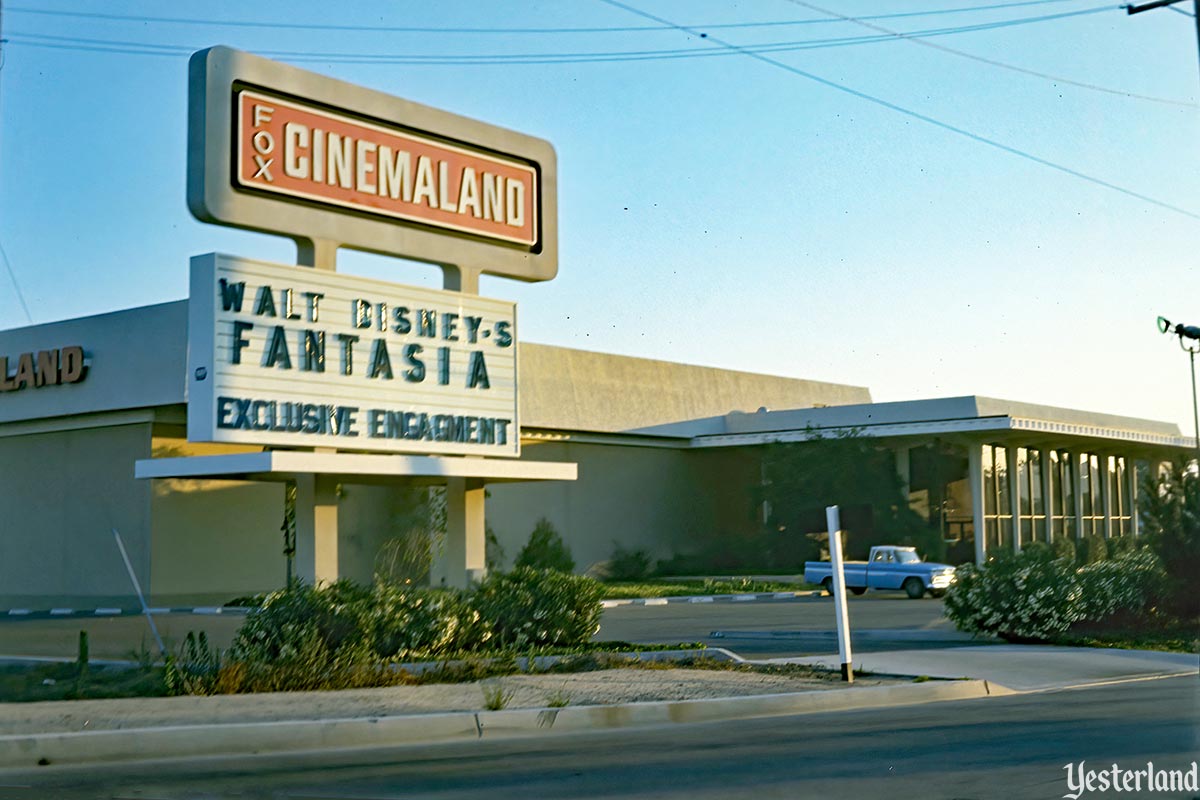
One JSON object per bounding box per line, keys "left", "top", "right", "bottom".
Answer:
{"left": 0, "top": 667, "right": 898, "bottom": 736}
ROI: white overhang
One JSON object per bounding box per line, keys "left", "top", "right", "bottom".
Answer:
{"left": 690, "top": 415, "right": 1194, "bottom": 450}
{"left": 135, "top": 451, "right": 577, "bottom": 485}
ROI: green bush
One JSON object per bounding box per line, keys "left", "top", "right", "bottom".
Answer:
{"left": 172, "top": 563, "right": 606, "bottom": 694}
{"left": 607, "top": 543, "right": 652, "bottom": 581}
{"left": 471, "top": 567, "right": 602, "bottom": 648}
{"left": 1082, "top": 534, "right": 1108, "bottom": 565}
{"left": 944, "top": 548, "right": 1167, "bottom": 642}
{"left": 1138, "top": 457, "right": 1200, "bottom": 618}
{"left": 515, "top": 518, "right": 575, "bottom": 572}
{"left": 944, "top": 549, "right": 1083, "bottom": 641}
{"left": 1106, "top": 535, "right": 1137, "bottom": 560}
{"left": 1076, "top": 549, "right": 1165, "bottom": 621}
{"left": 369, "top": 584, "right": 488, "bottom": 659}
{"left": 232, "top": 579, "right": 372, "bottom": 664}
{"left": 1052, "top": 534, "right": 1076, "bottom": 564}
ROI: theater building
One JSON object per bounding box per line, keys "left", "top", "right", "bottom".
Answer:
{"left": 0, "top": 299, "right": 1190, "bottom": 610}
{"left": 0, "top": 47, "right": 1189, "bottom": 610}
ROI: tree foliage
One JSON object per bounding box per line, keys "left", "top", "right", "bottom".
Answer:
{"left": 756, "top": 428, "right": 937, "bottom": 562}
{"left": 515, "top": 518, "right": 576, "bottom": 573}
{"left": 1138, "top": 457, "right": 1200, "bottom": 618}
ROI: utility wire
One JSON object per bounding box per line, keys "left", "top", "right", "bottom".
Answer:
{"left": 0, "top": 239, "right": 33, "bottom": 324}
{"left": 1167, "top": 3, "right": 1196, "bottom": 15}
{"left": 785, "top": 0, "right": 1197, "bottom": 107}
{"left": 1, "top": 0, "right": 1093, "bottom": 35}
{"left": 4, "top": 6, "right": 1122, "bottom": 65}
{"left": 599, "top": 0, "right": 1199, "bottom": 222}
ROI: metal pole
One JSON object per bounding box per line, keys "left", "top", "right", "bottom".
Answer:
{"left": 1190, "top": 346, "right": 1200, "bottom": 460}
{"left": 1194, "top": 0, "right": 1200, "bottom": 80}
{"left": 825, "top": 505, "right": 854, "bottom": 683}
{"left": 113, "top": 528, "right": 167, "bottom": 658}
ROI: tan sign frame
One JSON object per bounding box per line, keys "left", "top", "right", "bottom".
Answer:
{"left": 188, "top": 46, "right": 558, "bottom": 283}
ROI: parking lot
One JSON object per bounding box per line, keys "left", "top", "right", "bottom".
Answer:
{"left": 0, "top": 593, "right": 977, "bottom": 663}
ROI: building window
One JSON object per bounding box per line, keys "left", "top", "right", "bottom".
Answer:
{"left": 1079, "top": 453, "right": 1105, "bottom": 538}
{"left": 1048, "top": 450, "right": 1075, "bottom": 542}
{"left": 1015, "top": 447, "right": 1047, "bottom": 546}
{"left": 1111, "top": 456, "right": 1132, "bottom": 537}
{"left": 982, "top": 444, "right": 1013, "bottom": 554}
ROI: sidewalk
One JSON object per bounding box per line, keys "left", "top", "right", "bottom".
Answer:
{"left": 781, "top": 644, "right": 1198, "bottom": 691}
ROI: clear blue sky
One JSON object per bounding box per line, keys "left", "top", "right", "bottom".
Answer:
{"left": 1, "top": 1, "right": 1197, "bottom": 433}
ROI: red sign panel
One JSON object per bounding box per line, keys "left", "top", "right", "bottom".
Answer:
{"left": 235, "top": 90, "right": 538, "bottom": 247}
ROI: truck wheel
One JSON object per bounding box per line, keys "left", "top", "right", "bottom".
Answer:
{"left": 903, "top": 578, "right": 925, "bottom": 599}
{"left": 822, "top": 577, "right": 834, "bottom": 596}
{"left": 850, "top": 587, "right": 867, "bottom": 596}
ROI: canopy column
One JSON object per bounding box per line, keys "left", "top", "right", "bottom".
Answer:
{"left": 294, "top": 474, "right": 340, "bottom": 585}
{"left": 433, "top": 477, "right": 487, "bottom": 588}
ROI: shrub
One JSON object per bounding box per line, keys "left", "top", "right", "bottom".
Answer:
{"left": 170, "top": 563, "right": 606, "bottom": 695}
{"left": 944, "top": 550, "right": 1084, "bottom": 641}
{"left": 368, "top": 584, "right": 488, "bottom": 659}
{"left": 1082, "top": 534, "right": 1108, "bottom": 566}
{"left": 515, "top": 518, "right": 575, "bottom": 572}
{"left": 944, "top": 547, "right": 1169, "bottom": 643}
{"left": 1052, "top": 534, "right": 1076, "bottom": 564}
{"left": 607, "top": 543, "right": 652, "bottom": 581}
{"left": 1138, "top": 456, "right": 1200, "bottom": 618}
{"left": 232, "top": 580, "right": 372, "bottom": 664}
{"left": 1075, "top": 549, "right": 1165, "bottom": 621}
{"left": 1106, "top": 535, "right": 1137, "bottom": 560}
{"left": 471, "top": 567, "right": 602, "bottom": 648}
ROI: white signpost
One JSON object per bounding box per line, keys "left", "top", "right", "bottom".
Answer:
{"left": 825, "top": 505, "right": 854, "bottom": 682}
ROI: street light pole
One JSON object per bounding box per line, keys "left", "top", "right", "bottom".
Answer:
{"left": 1124, "top": 0, "right": 1200, "bottom": 80}
{"left": 1157, "top": 316, "right": 1200, "bottom": 459}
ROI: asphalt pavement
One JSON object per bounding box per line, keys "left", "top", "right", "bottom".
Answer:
{"left": 15, "top": 674, "right": 1197, "bottom": 799}
{"left": 599, "top": 593, "right": 985, "bottom": 657}
{"left": 0, "top": 594, "right": 963, "bottom": 662}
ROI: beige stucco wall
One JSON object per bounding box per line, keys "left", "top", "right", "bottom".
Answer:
{"left": 0, "top": 422, "right": 154, "bottom": 608}
{"left": 147, "top": 432, "right": 428, "bottom": 604}
{"left": 486, "top": 439, "right": 763, "bottom": 573}
{"left": 149, "top": 478, "right": 285, "bottom": 605}
{"left": 519, "top": 344, "right": 871, "bottom": 433}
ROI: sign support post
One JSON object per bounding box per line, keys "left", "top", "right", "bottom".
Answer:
{"left": 825, "top": 505, "right": 854, "bottom": 683}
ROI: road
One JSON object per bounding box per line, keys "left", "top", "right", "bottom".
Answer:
{"left": 0, "top": 595, "right": 960, "bottom": 661}
{"left": 17, "top": 675, "right": 1196, "bottom": 800}
{"left": 599, "top": 594, "right": 979, "bottom": 658}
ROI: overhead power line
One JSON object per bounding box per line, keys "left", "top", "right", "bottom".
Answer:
{"left": 598, "top": 0, "right": 1200, "bottom": 222}
{"left": 784, "top": 0, "right": 1198, "bottom": 107}
{"left": 2, "top": 0, "right": 1092, "bottom": 35}
{"left": 0, "top": 239, "right": 33, "bottom": 324}
{"left": 3, "top": 6, "right": 1124, "bottom": 65}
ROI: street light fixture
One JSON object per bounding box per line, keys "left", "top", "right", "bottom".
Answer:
{"left": 1157, "top": 315, "right": 1200, "bottom": 458}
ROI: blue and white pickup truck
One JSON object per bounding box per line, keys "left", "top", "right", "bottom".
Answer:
{"left": 803, "top": 545, "right": 957, "bottom": 599}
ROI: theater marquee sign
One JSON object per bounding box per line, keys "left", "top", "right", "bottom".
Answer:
{"left": 188, "top": 46, "right": 557, "bottom": 281}
{"left": 188, "top": 254, "right": 519, "bottom": 457}
{"left": 235, "top": 90, "right": 538, "bottom": 248}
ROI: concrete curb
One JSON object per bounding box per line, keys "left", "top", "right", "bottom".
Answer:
{"left": 0, "top": 679, "right": 1006, "bottom": 772}
{"left": 710, "top": 629, "right": 989, "bottom": 643}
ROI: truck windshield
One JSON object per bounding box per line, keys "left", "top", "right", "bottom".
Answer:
{"left": 895, "top": 551, "right": 921, "bottom": 563}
